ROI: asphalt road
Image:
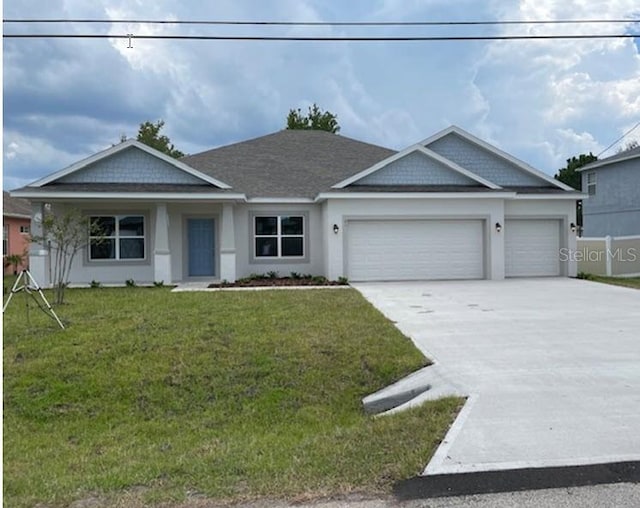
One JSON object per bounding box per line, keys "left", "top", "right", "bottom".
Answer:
{"left": 214, "top": 483, "right": 640, "bottom": 508}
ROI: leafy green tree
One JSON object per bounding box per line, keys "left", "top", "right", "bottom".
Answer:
{"left": 286, "top": 104, "right": 340, "bottom": 134}
{"left": 554, "top": 153, "right": 598, "bottom": 191}
{"left": 136, "top": 120, "right": 185, "bottom": 158}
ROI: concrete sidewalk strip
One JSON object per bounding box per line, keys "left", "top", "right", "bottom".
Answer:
{"left": 354, "top": 278, "right": 640, "bottom": 476}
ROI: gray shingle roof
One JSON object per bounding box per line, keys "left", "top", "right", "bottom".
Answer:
{"left": 181, "top": 130, "right": 397, "bottom": 198}
{"left": 579, "top": 146, "right": 640, "bottom": 171}
{"left": 3, "top": 191, "right": 31, "bottom": 217}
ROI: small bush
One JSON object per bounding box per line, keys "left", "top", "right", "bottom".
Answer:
{"left": 311, "top": 275, "right": 328, "bottom": 285}
{"left": 153, "top": 281, "right": 165, "bottom": 288}
{"left": 290, "top": 272, "right": 302, "bottom": 280}
{"left": 337, "top": 276, "right": 349, "bottom": 285}
{"left": 267, "top": 271, "right": 279, "bottom": 279}
{"left": 89, "top": 280, "right": 101, "bottom": 289}
{"left": 577, "top": 272, "right": 594, "bottom": 280}
{"left": 125, "top": 279, "right": 136, "bottom": 287}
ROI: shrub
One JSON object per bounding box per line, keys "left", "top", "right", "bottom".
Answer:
{"left": 267, "top": 271, "right": 279, "bottom": 279}
{"left": 125, "top": 279, "right": 136, "bottom": 287}
{"left": 153, "top": 281, "right": 165, "bottom": 288}
{"left": 89, "top": 280, "right": 101, "bottom": 288}
{"left": 577, "top": 272, "right": 594, "bottom": 280}
{"left": 337, "top": 276, "right": 349, "bottom": 285}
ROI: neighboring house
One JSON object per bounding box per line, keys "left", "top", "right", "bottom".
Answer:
{"left": 11, "top": 126, "right": 582, "bottom": 286}
{"left": 3, "top": 191, "right": 31, "bottom": 274}
{"left": 578, "top": 147, "right": 640, "bottom": 237}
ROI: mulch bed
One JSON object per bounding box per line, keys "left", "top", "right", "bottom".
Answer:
{"left": 208, "top": 277, "right": 346, "bottom": 288}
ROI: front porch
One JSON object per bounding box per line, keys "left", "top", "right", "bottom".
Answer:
{"left": 28, "top": 200, "right": 239, "bottom": 287}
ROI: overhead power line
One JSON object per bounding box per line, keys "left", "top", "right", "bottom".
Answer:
{"left": 598, "top": 121, "right": 640, "bottom": 157}
{"left": 3, "top": 34, "right": 638, "bottom": 41}
{"left": 3, "top": 18, "right": 639, "bottom": 26}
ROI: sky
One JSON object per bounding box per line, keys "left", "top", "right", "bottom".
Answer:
{"left": 3, "top": 0, "right": 640, "bottom": 191}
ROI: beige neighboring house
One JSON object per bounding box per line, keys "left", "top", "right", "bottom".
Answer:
{"left": 3, "top": 191, "right": 31, "bottom": 274}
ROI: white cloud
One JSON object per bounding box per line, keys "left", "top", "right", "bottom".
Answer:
{"left": 4, "top": 0, "right": 639, "bottom": 188}
{"left": 472, "top": 0, "right": 640, "bottom": 172}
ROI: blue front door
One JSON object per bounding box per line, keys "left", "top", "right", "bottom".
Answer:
{"left": 188, "top": 218, "right": 216, "bottom": 277}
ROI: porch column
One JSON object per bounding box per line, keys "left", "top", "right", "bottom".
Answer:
{"left": 29, "top": 202, "right": 50, "bottom": 286}
{"left": 154, "top": 203, "right": 172, "bottom": 283}
{"left": 219, "top": 202, "right": 236, "bottom": 282}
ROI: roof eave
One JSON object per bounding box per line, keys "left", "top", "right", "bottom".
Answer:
{"left": 10, "top": 189, "right": 247, "bottom": 201}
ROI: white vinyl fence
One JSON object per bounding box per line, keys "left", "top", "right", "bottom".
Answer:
{"left": 576, "top": 235, "right": 640, "bottom": 277}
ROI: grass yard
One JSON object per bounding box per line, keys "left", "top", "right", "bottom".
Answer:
{"left": 589, "top": 275, "right": 640, "bottom": 290}
{"left": 3, "top": 286, "right": 461, "bottom": 508}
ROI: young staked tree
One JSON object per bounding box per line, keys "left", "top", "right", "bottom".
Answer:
{"left": 286, "top": 103, "right": 340, "bottom": 134}
{"left": 32, "top": 208, "right": 104, "bottom": 305}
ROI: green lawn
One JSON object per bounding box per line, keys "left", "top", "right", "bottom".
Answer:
{"left": 589, "top": 275, "right": 640, "bottom": 290}
{"left": 3, "top": 286, "right": 461, "bottom": 507}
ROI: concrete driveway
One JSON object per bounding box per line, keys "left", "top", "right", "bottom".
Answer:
{"left": 354, "top": 278, "right": 640, "bottom": 475}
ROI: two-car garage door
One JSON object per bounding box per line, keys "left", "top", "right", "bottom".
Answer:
{"left": 347, "top": 220, "right": 484, "bottom": 281}
{"left": 346, "top": 218, "right": 562, "bottom": 281}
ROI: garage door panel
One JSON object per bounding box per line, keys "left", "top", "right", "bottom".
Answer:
{"left": 505, "top": 219, "right": 560, "bottom": 277}
{"left": 347, "top": 220, "right": 484, "bottom": 281}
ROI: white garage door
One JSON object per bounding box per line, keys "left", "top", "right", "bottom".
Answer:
{"left": 347, "top": 219, "right": 484, "bottom": 281}
{"left": 505, "top": 219, "right": 561, "bottom": 277}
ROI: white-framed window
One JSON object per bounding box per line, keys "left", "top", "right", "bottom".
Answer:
{"left": 254, "top": 215, "right": 304, "bottom": 258}
{"left": 89, "top": 215, "right": 145, "bottom": 261}
{"left": 19, "top": 225, "right": 30, "bottom": 234}
{"left": 3, "top": 224, "right": 8, "bottom": 256}
{"left": 587, "top": 171, "right": 596, "bottom": 196}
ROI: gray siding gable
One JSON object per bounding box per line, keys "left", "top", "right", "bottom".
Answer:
{"left": 58, "top": 146, "right": 205, "bottom": 185}
{"left": 427, "top": 133, "right": 548, "bottom": 187}
{"left": 356, "top": 151, "right": 478, "bottom": 186}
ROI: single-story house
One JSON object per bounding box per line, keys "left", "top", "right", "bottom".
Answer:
{"left": 12, "top": 126, "right": 583, "bottom": 286}
{"left": 578, "top": 146, "right": 640, "bottom": 237}
{"left": 3, "top": 191, "right": 31, "bottom": 274}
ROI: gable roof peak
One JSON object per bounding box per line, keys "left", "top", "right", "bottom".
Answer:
{"left": 420, "top": 125, "right": 574, "bottom": 191}
{"left": 28, "top": 139, "right": 232, "bottom": 189}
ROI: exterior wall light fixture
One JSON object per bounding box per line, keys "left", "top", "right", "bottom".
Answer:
{"left": 495, "top": 222, "right": 502, "bottom": 233}
{"left": 333, "top": 224, "right": 340, "bottom": 234}
{"left": 570, "top": 222, "right": 577, "bottom": 233}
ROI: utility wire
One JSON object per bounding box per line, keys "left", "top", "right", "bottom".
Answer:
{"left": 597, "top": 121, "right": 640, "bottom": 157}
{"left": 3, "top": 34, "right": 638, "bottom": 41}
{"left": 3, "top": 18, "right": 639, "bottom": 26}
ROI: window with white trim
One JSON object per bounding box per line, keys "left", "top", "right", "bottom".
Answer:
{"left": 254, "top": 215, "right": 304, "bottom": 258}
{"left": 20, "top": 225, "right": 30, "bottom": 234}
{"left": 89, "top": 215, "right": 145, "bottom": 261}
{"left": 587, "top": 171, "right": 596, "bottom": 196}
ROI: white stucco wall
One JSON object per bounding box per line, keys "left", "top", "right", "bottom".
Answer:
{"left": 233, "top": 203, "right": 324, "bottom": 278}
{"left": 54, "top": 201, "right": 156, "bottom": 285}
{"left": 323, "top": 197, "right": 506, "bottom": 281}
{"left": 38, "top": 195, "right": 578, "bottom": 286}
